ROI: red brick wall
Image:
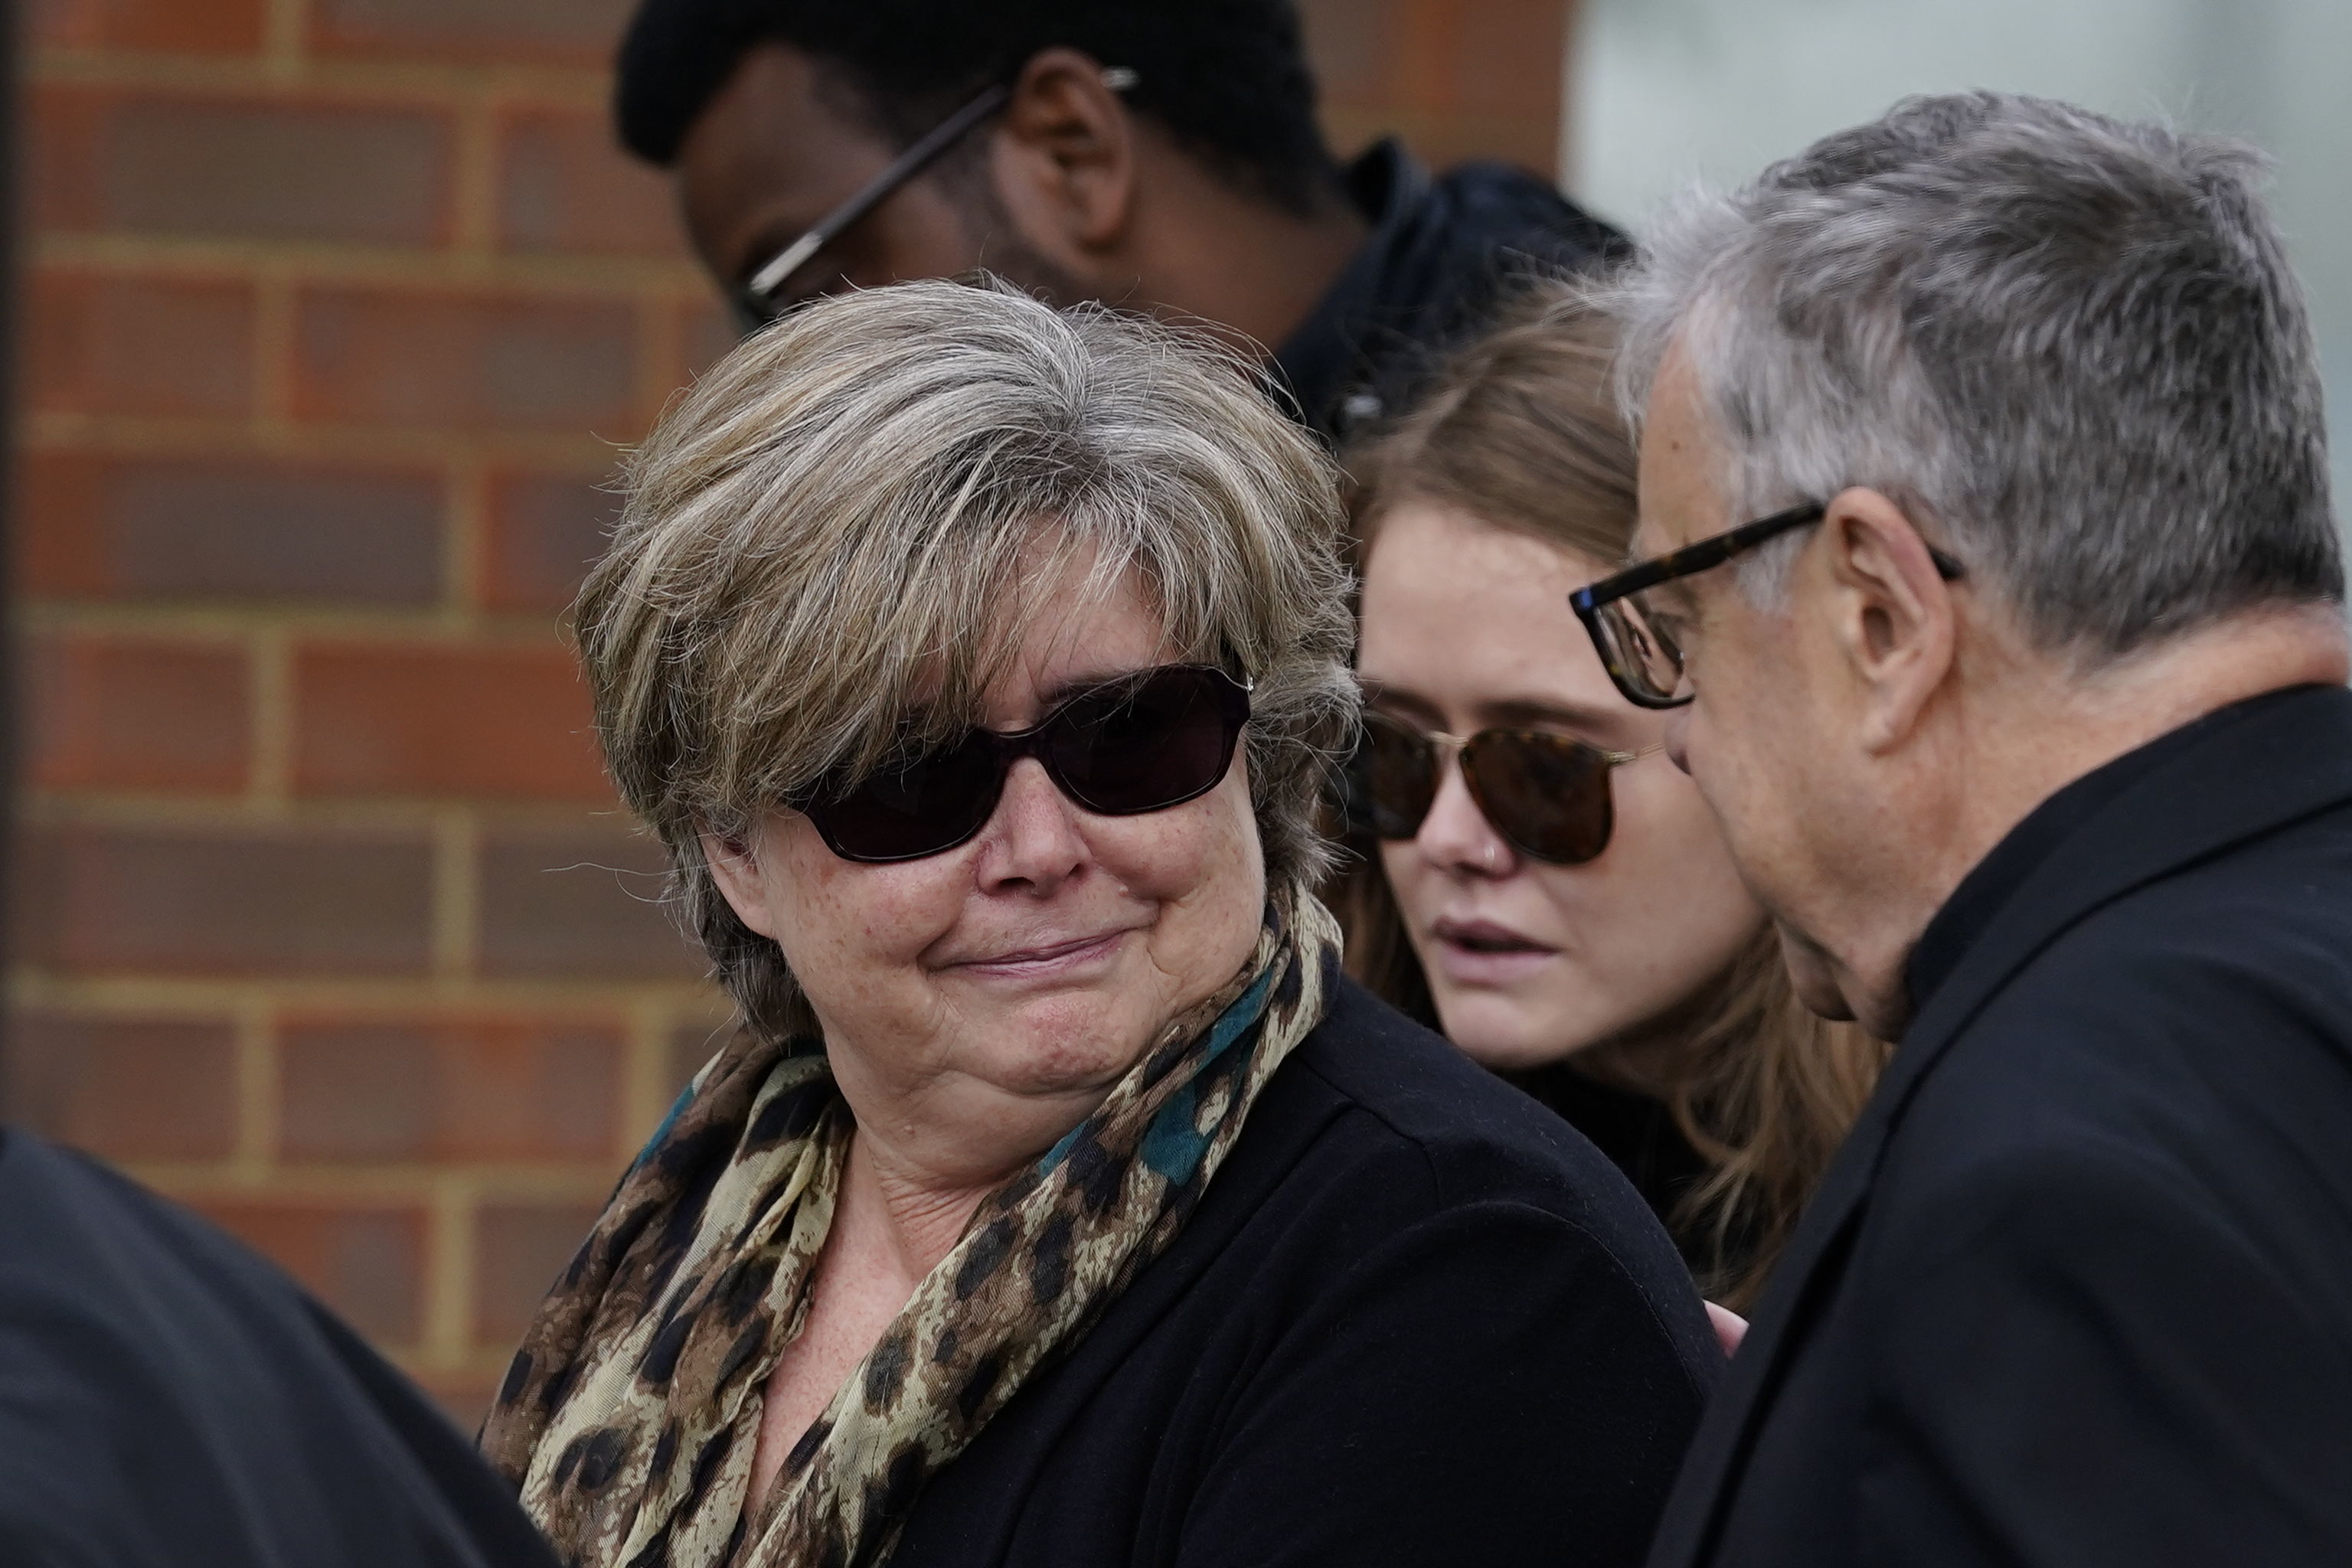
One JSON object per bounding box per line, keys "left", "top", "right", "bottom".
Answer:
{"left": 8, "top": 0, "right": 1572, "bottom": 1427}
{"left": 1304, "top": 0, "right": 1572, "bottom": 177}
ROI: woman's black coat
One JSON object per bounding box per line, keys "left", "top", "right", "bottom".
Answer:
{"left": 887, "top": 971, "right": 1722, "bottom": 1567}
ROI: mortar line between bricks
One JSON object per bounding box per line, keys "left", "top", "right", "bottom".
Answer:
{"left": 444, "top": 459, "right": 489, "bottom": 621}
{"left": 18, "top": 603, "right": 586, "bottom": 645}
{"left": 432, "top": 809, "right": 483, "bottom": 981}
{"left": 622, "top": 995, "right": 686, "bottom": 1152}
{"left": 24, "top": 410, "right": 633, "bottom": 471}
{"left": 32, "top": 233, "right": 710, "bottom": 296}
{"left": 635, "top": 294, "right": 688, "bottom": 428}
{"left": 8, "top": 969, "right": 721, "bottom": 1020}
{"left": 17, "top": 789, "right": 633, "bottom": 834}
{"left": 252, "top": 270, "right": 299, "bottom": 430}
{"left": 30, "top": 48, "right": 615, "bottom": 108}
{"left": 247, "top": 627, "right": 295, "bottom": 804}
{"left": 231, "top": 993, "right": 280, "bottom": 1178}
{"left": 449, "top": 96, "right": 501, "bottom": 256}
{"left": 422, "top": 1175, "right": 479, "bottom": 1366}
{"left": 126, "top": 1163, "right": 625, "bottom": 1204}
{"left": 263, "top": 0, "right": 307, "bottom": 75}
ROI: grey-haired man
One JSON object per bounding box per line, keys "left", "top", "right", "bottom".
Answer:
{"left": 1573, "top": 93, "right": 2352, "bottom": 1566}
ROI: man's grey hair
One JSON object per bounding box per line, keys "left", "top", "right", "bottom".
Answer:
{"left": 1609, "top": 90, "right": 2341, "bottom": 658}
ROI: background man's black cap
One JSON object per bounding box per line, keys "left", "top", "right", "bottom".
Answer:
{"left": 617, "top": 0, "right": 773, "bottom": 165}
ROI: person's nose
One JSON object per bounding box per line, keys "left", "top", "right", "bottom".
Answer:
{"left": 1664, "top": 707, "right": 1693, "bottom": 775}
{"left": 974, "top": 757, "right": 1088, "bottom": 895}
{"left": 1414, "top": 755, "right": 1517, "bottom": 878}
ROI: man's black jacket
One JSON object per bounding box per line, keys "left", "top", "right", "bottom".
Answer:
{"left": 0, "top": 1128, "right": 561, "bottom": 1568}
{"left": 1276, "top": 139, "right": 1624, "bottom": 446}
{"left": 1649, "top": 682, "right": 2352, "bottom": 1568}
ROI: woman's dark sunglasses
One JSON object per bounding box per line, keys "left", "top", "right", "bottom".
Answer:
{"left": 1361, "top": 710, "right": 1661, "bottom": 867}
{"left": 734, "top": 67, "right": 1139, "bottom": 329}
{"left": 795, "top": 665, "right": 1251, "bottom": 864}
{"left": 1570, "top": 501, "right": 1965, "bottom": 709}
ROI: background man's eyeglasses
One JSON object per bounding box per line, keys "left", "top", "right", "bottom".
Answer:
{"left": 734, "top": 66, "right": 1141, "bottom": 330}
{"left": 1569, "top": 501, "right": 1965, "bottom": 709}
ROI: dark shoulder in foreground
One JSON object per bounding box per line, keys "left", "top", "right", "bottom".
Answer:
{"left": 0, "top": 1127, "right": 558, "bottom": 1568}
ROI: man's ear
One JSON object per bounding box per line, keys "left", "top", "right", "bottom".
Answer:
{"left": 700, "top": 827, "right": 780, "bottom": 939}
{"left": 990, "top": 46, "right": 1136, "bottom": 255}
{"left": 1816, "top": 485, "right": 1959, "bottom": 754}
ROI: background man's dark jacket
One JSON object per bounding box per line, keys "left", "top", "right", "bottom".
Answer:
{"left": 1276, "top": 139, "right": 1625, "bottom": 446}
{"left": 1649, "top": 682, "right": 2352, "bottom": 1568}
{"left": 0, "top": 1128, "right": 561, "bottom": 1568}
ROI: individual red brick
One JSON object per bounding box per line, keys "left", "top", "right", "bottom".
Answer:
{"left": 27, "top": 270, "right": 255, "bottom": 420}
{"left": 32, "top": 0, "right": 268, "bottom": 52}
{"left": 2, "top": 1011, "right": 240, "bottom": 1162}
{"left": 13, "top": 825, "right": 434, "bottom": 978}
{"left": 292, "top": 642, "right": 609, "bottom": 800}
{"left": 18, "top": 452, "right": 446, "bottom": 606}
{"left": 24, "top": 632, "right": 251, "bottom": 792}
{"left": 196, "top": 1199, "right": 426, "bottom": 1344}
{"left": 312, "top": 0, "right": 638, "bottom": 65}
{"left": 473, "top": 1200, "right": 603, "bottom": 1348}
{"left": 1450, "top": 0, "right": 1570, "bottom": 125}
{"left": 63, "top": 93, "right": 453, "bottom": 247}
{"left": 278, "top": 1017, "right": 623, "bottom": 1163}
{"left": 291, "top": 287, "right": 638, "bottom": 433}
{"left": 495, "top": 106, "right": 685, "bottom": 260}
{"left": 476, "top": 825, "right": 704, "bottom": 982}
{"left": 482, "top": 470, "right": 615, "bottom": 613}
{"left": 28, "top": 85, "right": 108, "bottom": 234}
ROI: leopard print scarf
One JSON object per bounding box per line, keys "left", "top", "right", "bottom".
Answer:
{"left": 480, "top": 885, "right": 1338, "bottom": 1568}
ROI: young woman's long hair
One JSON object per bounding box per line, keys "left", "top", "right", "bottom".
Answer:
{"left": 1337, "top": 279, "right": 1887, "bottom": 1308}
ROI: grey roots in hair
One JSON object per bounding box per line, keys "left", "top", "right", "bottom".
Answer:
{"left": 1605, "top": 90, "right": 2341, "bottom": 658}
{"left": 575, "top": 277, "right": 1358, "bottom": 1043}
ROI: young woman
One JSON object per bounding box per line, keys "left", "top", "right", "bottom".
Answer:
{"left": 1340, "top": 281, "right": 1885, "bottom": 1307}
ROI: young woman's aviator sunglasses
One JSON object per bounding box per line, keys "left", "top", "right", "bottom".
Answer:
{"left": 792, "top": 664, "right": 1251, "bottom": 863}
{"left": 1568, "top": 501, "right": 1965, "bottom": 709}
{"left": 1361, "top": 710, "right": 1662, "bottom": 867}
{"left": 734, "top": 66, "right": 1141, "bottom": 329}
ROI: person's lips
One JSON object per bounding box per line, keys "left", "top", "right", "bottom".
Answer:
{"left": 1427, "top": 916, "right": 1559, "bottom": 985}
{"left": 946, "top": 928, "right": 1137, "bottom": 980}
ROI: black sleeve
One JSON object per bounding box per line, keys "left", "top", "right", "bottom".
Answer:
{"left": 1857, "top": 1145, "right": 2352, "bottom": 1566}
{"left": 1174, "top": 1200, "right": 1713, "bottom": 1568}
{"left": 0, "top": 1132, "right": 561, "bottom": 1568}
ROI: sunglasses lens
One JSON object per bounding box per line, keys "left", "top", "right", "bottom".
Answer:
{"left": 1463, "top": 731, "right": 1615, "bottom": 864}
{"left": 1362, "top": 713, "right": 1441, "bottom": 841}
{"left": 804, "top": 732, "right": 1002, "bottom": 861}
{"left": 1596, "top": 596, "right": 1685, "bottom": 707}
{"left": 1048, "top": 667, "right": 1246, "bottom": 814}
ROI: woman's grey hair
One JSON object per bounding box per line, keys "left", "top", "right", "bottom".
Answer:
{"left": 577, "top": 278, "right": 1357, "bottom": 1043}
{"left": 1606, "top": 90, "right": 2341, "bottom": 660}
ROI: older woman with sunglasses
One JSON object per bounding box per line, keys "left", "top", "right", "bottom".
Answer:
{"left": 1342, "top": 283, "right": 1884, "bottom": 1309}
{"left": 478, "top": 280, "right": 1716, "bottom": 1568}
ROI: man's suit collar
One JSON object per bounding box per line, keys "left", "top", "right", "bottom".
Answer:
{"left": 1646, "top": 681, "right": 2352, "bottom": 1568}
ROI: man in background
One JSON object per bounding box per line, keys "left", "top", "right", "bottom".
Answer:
{"left": 615, "top": 0, "right": 1622, "bottom": 444}
{"left": 1577, "top": 92, "right": 2352, "bottom": 1564}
